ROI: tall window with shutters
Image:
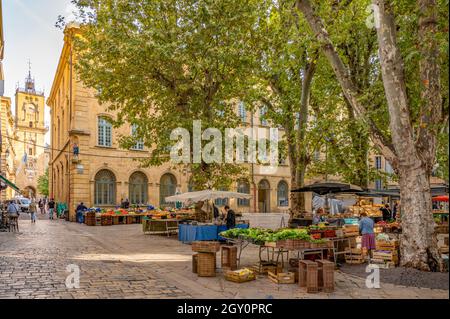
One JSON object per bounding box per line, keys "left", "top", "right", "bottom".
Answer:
{"left": 98, "top": 117, "right": 112, "bottom": 147}
{"left": 260, "top": 106, "right": 268, "bottom": 126}
{"left": 238, "top": 101, "right": 246, "bottom": 122}
{"left": 131, "top": 124, "right": 144, "bottom": 150}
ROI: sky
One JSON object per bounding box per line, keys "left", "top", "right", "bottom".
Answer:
{"left": 3, "top": 0, "right": 75, "bottom": 143}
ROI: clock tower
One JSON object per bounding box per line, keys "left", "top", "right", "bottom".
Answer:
{"left": 13, "top": 65, "right": 48, "bottom": 198}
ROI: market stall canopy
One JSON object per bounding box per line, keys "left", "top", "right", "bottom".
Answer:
{"left": 432, "top": 195, "right": 449, "bottom": 202}
{"left": 291, "top": 182, "right": 363, "bottom": 196}
{"left": 0, "top": 174, "right": 21, "bottom": 193}
{"left": 165, "top": 190, "right": 252, "bottom": 204}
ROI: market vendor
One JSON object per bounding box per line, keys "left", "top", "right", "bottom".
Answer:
{"left": 380, "top": 204, "right": 392, "bottom": 221}
{"left": 312, "top": 207, "right": 325, "bottom": 225}
{"left": 76, "top": 202, "right": 88, "bottom": 213}
{"left": 359, "top": 212, "right": 376, "bottom": 259}
{"left": 223, "top": 205, "right": 236, "bottom": 229}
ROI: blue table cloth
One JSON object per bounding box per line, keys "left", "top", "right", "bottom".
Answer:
{"left": 178, "top": 224, "right": 249, "bottom": 243}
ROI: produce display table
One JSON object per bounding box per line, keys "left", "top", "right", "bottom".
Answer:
{"left": 178, "top": 223, "right": 249, "bottom": 243}
{"left": 143, "top": 219, "right": 179, "bottom": 236}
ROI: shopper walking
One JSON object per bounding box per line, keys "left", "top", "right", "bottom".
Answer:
{"left": 38, "top": 199, "right": 45, "bottom": 214}
{"left": 48, "top": 198, "right": 55, "bottom": 220}
{"left": 29, "top": 198, "right": 37, "bottom": 224}
{"left": 359, "top": 212, "right": 375, "bottom": 260}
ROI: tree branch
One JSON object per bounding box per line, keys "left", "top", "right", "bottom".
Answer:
{"left": 296, "top": 0, "right": 398, "bottom": 166}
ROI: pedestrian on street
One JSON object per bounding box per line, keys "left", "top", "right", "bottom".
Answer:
{"left": 29, "top": 198, "right": 37, "bottom": 224}
{"left": 48, "top": 198, "right": 55, "bottom": 220}
{"left": 38, "top": 199, "right": 45, "bottom": 214}
{"left": 7, "top": 201, "right": 20, "bottom": 218}
{"left": 359, "top": 212, "right": 375, "bottom": 260}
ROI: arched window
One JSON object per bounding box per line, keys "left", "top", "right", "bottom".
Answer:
{"left": 237, "top": 180, "right": 250, "bottom": 207}
{"left": 98, "top": 117, "right": 112, "bottom": 147}
{"left": 160, "top": 173, "right": 177, "bottom": 206}
{"left": 215, "top": 187, "right": 229, "bottom": 207}
{"left": 95, "top": 169, "right": 116, "bottom": 205}
{"left": 277, "top": 181, "right": 289, "bottom": 207}
{"left": 129, "top": 172, "right": 148, "bottom": 205}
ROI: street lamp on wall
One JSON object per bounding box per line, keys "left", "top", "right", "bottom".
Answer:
{"left": 76, "top": 164, "right": 84, "bottom": 174}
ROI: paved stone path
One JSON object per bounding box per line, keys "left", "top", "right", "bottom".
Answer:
{"left": 0, "top": 217, "right": 448, "bottom": 299}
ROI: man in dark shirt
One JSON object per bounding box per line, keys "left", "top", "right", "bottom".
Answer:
{"left": 380, "top": 204, "right": 392, "bottom": 221}
{"left": 47, "top": 198, "right": 55, "bottom": 220}
{"left": 224, "top": 205, "right": 236, "bottom": 229}
{"left": 76, "top": 202, "right": 88, "bottom": 212}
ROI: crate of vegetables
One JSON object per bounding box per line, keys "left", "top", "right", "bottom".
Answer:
{"left": 224, "top": 268, "right": 256, "bottom": 283}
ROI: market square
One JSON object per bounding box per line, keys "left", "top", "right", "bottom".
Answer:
{"left": 0, "top": 0, "right": 449, "bottom": 302}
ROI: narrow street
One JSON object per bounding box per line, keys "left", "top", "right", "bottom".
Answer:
{"left": 0, "top": 216, "right": 447, "bottom": 299}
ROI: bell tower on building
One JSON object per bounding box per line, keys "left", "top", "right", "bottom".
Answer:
{"left": 13, "top": 62, "right": 48, "bottom": 197}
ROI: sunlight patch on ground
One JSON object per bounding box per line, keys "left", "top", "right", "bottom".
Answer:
{"left": 71, "top": 253, "right": 191, "bottom": 263}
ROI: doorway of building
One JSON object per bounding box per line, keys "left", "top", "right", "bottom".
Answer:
{"left": 258, "top": 179, "right": 270, "bottom": 213}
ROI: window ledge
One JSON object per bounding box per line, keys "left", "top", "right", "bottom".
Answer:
{"left": 95, "top": 145, "right": 116, "bottom": 150}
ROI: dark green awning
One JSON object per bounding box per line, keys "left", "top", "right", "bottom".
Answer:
{"left": 0, "top": 174, "right": 21, "bottom": 193}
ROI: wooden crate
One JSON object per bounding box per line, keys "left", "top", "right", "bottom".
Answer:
{"left": 250, "top": 262, "right": 282, "bottom": 275}
{"left": 268, "top": 271, "right": 295, "bottom": 284}
{"left": 197, "top": 252, "right": 216, "bottom": 277}
{"left": 372, "top": 250, "right": 399, "bottom": 264}
{"left": 224, "top": 269, "right": 256, "bottom": 283}
{"left": 101, "top": 215, "right": 112, "bottom": 226}
{"left": 192, "top": 241, "right": 221, "bottom": 253}
{"left": 284, "top": 239, "right": 311, "bottom": 250}
{"left": 345, "top": 248, "right": 365, "bottom": 264}
{"left": 310, "top": 241, "right": 333, "bottom": 249}
{"left": 221, "top": 246, "right": 237, "bottom": 270}
{"left": 376, "top": 240, "right": 399, "bottom": 251}
{"left": 299, "top": 260, "right": 319, "bottom": 293}
{"left": 288, "top": 267, "right": 299, "bottom": 283}
{"left": 317, "top": 260, "right": 334, "bottom": 293}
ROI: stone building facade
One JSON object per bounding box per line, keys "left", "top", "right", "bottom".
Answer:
{"left": 48, "top": 25, "right": 294, "bottom": 221}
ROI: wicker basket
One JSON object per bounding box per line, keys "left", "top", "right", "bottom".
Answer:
{"left": 192, "top": 241, "right": 221, "bottom": 253}
{"left": 197, "top": 252, "right": 216, "bottom": 277}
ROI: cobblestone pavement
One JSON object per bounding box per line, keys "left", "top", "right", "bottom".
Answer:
{"left": 0, "top": 217, "right": 448, "bottom": 299}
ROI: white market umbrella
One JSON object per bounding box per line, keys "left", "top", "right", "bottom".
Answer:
{"left": 165, "top": 189, "right": 252, "bottom": 204}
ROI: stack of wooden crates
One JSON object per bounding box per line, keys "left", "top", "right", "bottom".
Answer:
{"left": 371, "top": 240, "right": 399, "bottom": 268}
{"left": 192, "top": 241, "right": 220, "bottom": 277}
